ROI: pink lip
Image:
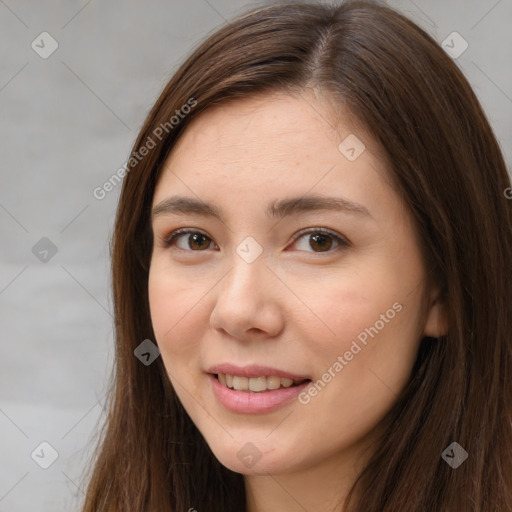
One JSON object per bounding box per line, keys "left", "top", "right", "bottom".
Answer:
{"left": 208, "top": 374, "right": 310, "bottom": 414}
{"left": 207, "top": 363, "right": 309, "bottom": 381}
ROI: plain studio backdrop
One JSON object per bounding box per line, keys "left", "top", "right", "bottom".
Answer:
{"left": 0, "top": 0, "right": 511, "bottom": 510}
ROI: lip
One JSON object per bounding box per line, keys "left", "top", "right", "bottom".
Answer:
{"left": 208, "top": 374, "right": 310, "bottom": 414}
{"left": 207, "top": 363, "right": 309, "bottom": 381}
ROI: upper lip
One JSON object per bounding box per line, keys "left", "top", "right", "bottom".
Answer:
{"left": 207, "top": 363, "right": 310, "bottom": 381}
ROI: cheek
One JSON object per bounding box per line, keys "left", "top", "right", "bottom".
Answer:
{"left": 291, "top": 268, "right": 394, "bottom": 344}
{"left": 148, "top": 263, "right": 204, "bottom": 360}
{"left": 293, "top": 257, "right": 424, "bottom": 384}
{"left": 292, "top": 291, "right": 422, "bottom": 454}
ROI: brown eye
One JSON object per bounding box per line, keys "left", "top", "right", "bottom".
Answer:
{"left": 291, "top": 229, "right": 349, "bottom": 254}
{"left": 164, "top": 229, "right": 215, "bottom": 251}
{"left": 163, "top": 227, "right": 349, "bottom": 254}
{"left": 186, "top": 233, "right": 212, "bottom": 250}
{"left": 309, "top": 233, "right": 333, "bottom": 252}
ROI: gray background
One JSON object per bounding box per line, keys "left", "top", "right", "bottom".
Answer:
{"left": 1, "top": 1, "right": 511, "bottom": 510}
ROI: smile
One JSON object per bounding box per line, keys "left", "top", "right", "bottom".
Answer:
{"left": 216, "top": 373, "right": 308, "bottom": 392}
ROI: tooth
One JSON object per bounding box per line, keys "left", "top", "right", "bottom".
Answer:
{"left": 218, "top": 374, "right": 226, "bottom": 386}
{"left": 232, "top": 376, "right": 249, "bottom": 391}
{"left": 249, "top": 376, "right": 267, "bottom": 392}
{"left": 266, "top": 376, "right": 281, "bottom": 390}
{"left": 281, "top": 378, "right": 293, "bottom": 388}
{"left": 226, "top": 374, "right": 233, "bottom": 387}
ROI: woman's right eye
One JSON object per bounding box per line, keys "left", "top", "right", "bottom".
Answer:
{"left": 163, "top": 229, "right": 217, "bottom": 251}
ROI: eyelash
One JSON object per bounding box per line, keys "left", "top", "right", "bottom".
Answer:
{"left": 161, "top": 227, "right": 350, "bottom": 255}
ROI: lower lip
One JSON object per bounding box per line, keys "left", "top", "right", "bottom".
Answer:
{"left": 209, "top": 374, "right": 310, "bottom": 414}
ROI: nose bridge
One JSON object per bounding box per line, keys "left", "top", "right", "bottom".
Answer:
{"left": 210, "top": 244, "right": 283, "bottom": 338}
{"left": 221, "top": 246, "right": 268, "bottom": 303}
{"left": 218, "top": 231, "right": 267, "bottom": 291}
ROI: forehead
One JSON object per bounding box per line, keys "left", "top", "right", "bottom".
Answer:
{"left": 152, "top": 91, "right": 394, "bottom": 217}
{"left": 165, "top": 91, "right": 376, "bottom": 164}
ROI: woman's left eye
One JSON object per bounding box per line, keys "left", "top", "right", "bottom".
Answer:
{"left": 162, "top": 228, "right": 349, "bottom": 254}
{"left": 291, "top": 228, "right": 350, "bottom": 253}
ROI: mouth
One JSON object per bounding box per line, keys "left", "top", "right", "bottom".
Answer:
{"left": 214, "top": 373, "right": 311, "bottom": 393}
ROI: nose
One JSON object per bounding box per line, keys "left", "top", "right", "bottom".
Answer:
{"left": 209, "top": 254, "right": 285, "bottom": 341}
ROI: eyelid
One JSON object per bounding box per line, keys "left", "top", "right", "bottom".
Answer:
{"left": 161, "top": 226, "right": 350, "bottom": 253}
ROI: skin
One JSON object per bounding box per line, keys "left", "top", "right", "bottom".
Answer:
{"left": 148, "top": 90, "right": 448, "bottom": 511}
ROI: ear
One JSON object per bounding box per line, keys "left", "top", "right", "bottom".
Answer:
{"left": 423, "top": 286, "right": 449, "bottom": 338}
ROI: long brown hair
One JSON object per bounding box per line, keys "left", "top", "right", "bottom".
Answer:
{"left": 81, "top": 1, "right": 512, "bottom": 510}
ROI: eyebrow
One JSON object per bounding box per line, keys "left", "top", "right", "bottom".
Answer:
{"left": 151, "top": 194, "right": 372, "bottom": 222}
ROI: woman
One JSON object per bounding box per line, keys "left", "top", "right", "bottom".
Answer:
{"left": 82, "top": 1, "right": 512, "bottom": 510}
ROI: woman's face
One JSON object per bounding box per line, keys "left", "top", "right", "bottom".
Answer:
{"left": 148, "top": 91, "right": 444, "bottom": 477}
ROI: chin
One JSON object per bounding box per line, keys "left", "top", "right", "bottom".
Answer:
{"left": 205, "top": 438, "right": 294, "bottom": 476}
